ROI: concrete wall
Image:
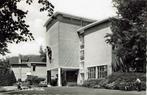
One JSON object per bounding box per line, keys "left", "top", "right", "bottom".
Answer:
{"left": 46, "top": 21, "right": 82, "bottom": 85}
{"left": 46, "top": 21, "right": 81, "bottom": 69}
{"left": 12, "top": 67, "right": 30, "bottom": 81}
{"left": 46, "top": 22, "right": 60, "bottom": 70}
{"left": 12, "top": 66, "right": 47, "bottom": 81}
{"left": 45, "top": 13, "right": 95, "bottom": 86}
{"left": 59, "top": 22, "right": 80, "bottom": 68}
{"left": 84, "top": 23, "right": 112, "bottom": 79}
{"left": 31, "top": 66, "right": 47, "bottom": 78}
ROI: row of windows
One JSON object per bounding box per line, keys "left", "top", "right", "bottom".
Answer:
{"left": 88, "top": 65, "right": 107, "bottom": 79}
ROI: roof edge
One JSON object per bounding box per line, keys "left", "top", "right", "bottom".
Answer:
{"left": 44, "top": 11, "right": 96, "bottom": 27}
{"left": 77, "top": 18, "right": 111, "bottom": 34}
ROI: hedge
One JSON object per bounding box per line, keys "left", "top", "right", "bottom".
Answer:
{"left": 82, "top": 72, "right": 146, "bottom": 91}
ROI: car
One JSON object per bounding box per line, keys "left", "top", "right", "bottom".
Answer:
{"left": 38, "top": 81, "right": 47, "bottom": 87}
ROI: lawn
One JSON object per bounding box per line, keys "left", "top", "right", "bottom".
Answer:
{"left": 4, "top": 87, "right": 146, "bottom": 95}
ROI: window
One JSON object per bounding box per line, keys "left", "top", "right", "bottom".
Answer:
{"left": 80, "top": 50, "right": 84, "bottom": 60}
{"left": 80, "top": 44, "right": 84, "bottom": 49}
{"left": 88, "top": 67, "right": 96, "bottom": 79}
{"left": 80, "top": 35, "right": 84, "bottom": 48}
{"left": 33, "top": 65, "right": 36, "bottom": 71}
{"left": 80, "top": 56, "right": 84, "bottom": 60}
{"left": 88, "top": 65, "right": 107, "bottom": 79}
{"left": 97, "top": 65, "right": 107, "bottom": 78}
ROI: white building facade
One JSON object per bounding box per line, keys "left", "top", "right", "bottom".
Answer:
{"left": 45, "top": 12, "right": 112, "bottom": 86}
{"left": 77, "top": 19, "right": 112, "bottom": 84}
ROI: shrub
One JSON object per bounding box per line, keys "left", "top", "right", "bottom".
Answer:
{"left": 82, "top": 79, "right": 103, "bottom": 88}
{"left": 141, "top": 81, "right": 146, "bottom": 90}
{"left": 25, "top": 75, "right": 45, "bottom": 85}
{"left": 82, "top": 72, "right": 146, "bottom": 91}
{"left": 115, "top": 82, "right": 136, "bottom": 91}
{"left": 106, "top": 72, "right": 146, "bottom": 91}
{"left": 105, "top": 82, "right": 116, "bottom": 89}
{"left": 98, "top": 79, "right": 109, "bottom": 88}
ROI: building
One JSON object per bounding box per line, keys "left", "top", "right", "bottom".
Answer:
{"left": 10, "top": 55, "right": 46, "bottom": 81}
{"left": 45, "top": 12, "right": 95, "bottom": 86}
{"left": 77, "top": 19, "right": 112, "bottom": 85}
{"left": 45, "top": 12, "right": 112, "bottom": 86}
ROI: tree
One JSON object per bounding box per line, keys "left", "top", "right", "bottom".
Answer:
{"left": 0, "top": 59, "right": 10, "bottom": 72}
{"left": 0, "top": 59, "right": 16, "bottom": 86}
{"left": 0, "top": 0, "right": 54, "bottom": 55}
{"left": 39, "top": 46, "right": 46, "bottom": 62}
{"left": 105, "top": 0, "right": 146, "bottom": 72}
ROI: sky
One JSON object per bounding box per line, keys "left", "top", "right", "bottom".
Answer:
{"left": 3, "top": 0, "right": 116, "bottom": 58}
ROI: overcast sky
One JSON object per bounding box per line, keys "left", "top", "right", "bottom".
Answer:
{"left": 4, "top": 0, "right": 116, "bottom": 58}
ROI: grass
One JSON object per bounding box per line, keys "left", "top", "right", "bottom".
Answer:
{"left": 4, "top": 87, "right": 146, "bottom": 95}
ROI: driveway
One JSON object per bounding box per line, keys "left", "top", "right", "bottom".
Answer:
{"left": 4, "top": 87, "right": 146, "bottom": 95}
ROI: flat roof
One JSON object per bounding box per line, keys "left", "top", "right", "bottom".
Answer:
{"left": 44, "top": 11, "right": 96, "bottom": 27}
{"left": 11, "top": 64, "right": 29, "bottom": 67}
{"left": 77, "top": 18, "right": 110, "bottom": 34}
{"left": 11, "top": 62, "right": 46, "bottom": 67}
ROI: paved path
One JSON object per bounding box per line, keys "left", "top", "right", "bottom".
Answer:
{"left": 3, "top": 87, "right": 146, "bottom": 95}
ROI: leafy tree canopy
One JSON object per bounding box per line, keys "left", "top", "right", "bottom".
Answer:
{"left": 0, "top": 0, "right": 54, "bottom": 55}
{"left": 105, "top": 0, "right": 147, "bottom": 72}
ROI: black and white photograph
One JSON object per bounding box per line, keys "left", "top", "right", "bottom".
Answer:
{"left": 0, "top": 0, "right": 146, "bottom": 95}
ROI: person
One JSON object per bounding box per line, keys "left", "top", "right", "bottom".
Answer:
{"left": 17, "top": 80, "right": 22, "bottom": 90}
{"left": 135, "top": 78, "right": 141, "bottom": 91}
{"left": 55, "top": 74, "right": 58, "bottom": 86}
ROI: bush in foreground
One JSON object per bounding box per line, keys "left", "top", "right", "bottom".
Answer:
{"left": 82, "top": 72, "right": 146, "bottom": 91}
{"left": 25, "top": 75, "right": 45, "bottom": 86}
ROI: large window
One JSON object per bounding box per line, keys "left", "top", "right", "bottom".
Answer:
{"left": 97, "top": 65, "right": 107, "bottom": 78}
{"left": 88, "top": 67, "right": 96, "bottom": 79}
{"left": 88, "top": 65, "right": 107, "bottom": 79}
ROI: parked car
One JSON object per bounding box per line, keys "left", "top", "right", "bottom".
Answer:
{"left": 38, "top": 81, "right": 47, "bottom": 87}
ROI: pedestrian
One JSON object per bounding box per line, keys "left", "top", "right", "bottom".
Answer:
{"left": 17, "top": 81, "right": 22, "bottom": 90}
{"left": 135, "top": 78, "right": 141, "bottom": 91}
{"left": 55, "top": 74, "right": 58, "bottom": 86}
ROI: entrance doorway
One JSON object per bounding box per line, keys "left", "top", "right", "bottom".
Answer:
{"left": 65, "top": 70, "right": 78, "bottom": 86}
